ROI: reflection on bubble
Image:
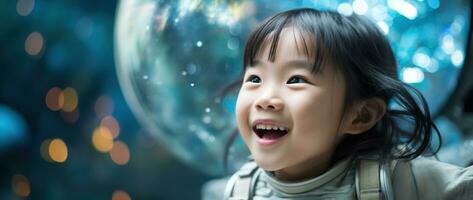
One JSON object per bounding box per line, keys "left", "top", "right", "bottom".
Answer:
{"left": 227, "top": 38, "right": 239, "bottom": 50}
{"left": 387, "top": 0, "right": 418, "bottom": 20}
{"left": 402, "top": 67, "right": 425, "bottom": 83}
{"left": 352, "top": 0, "right": 368, "bottom": 15}
{"left": 376, "top": 21, "right": 389, "bottom": 35}
{"left": 413, "top": 51, "right": 431, "bottom": 68}
{"left": 371, "top": 5, "right": 388, "bottom": 21}
{"left": 425, "top": 59, "right": 439, "bottom": 73}
{"left": 337, "top": 3, "right": 352, "bottom": 16}
{"left": 451, "top": 50, "right": 464, "bottom": 67}
{"left": 427, "top": 0, "right": 440, "bottom": 9}
{"left": 442, "top": 34, "right": 455, "bottom": 54}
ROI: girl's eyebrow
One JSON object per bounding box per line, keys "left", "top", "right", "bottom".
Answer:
{"left": 251, "top": 59, "right": 313, "bottom": 70}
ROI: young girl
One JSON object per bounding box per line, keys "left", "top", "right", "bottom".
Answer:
{"left": 222, "top": 8, "right": 473, "bottom": 200}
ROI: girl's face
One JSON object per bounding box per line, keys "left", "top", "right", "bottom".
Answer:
{"left": 235, "top": 28, "right": 350, "bottom": 181}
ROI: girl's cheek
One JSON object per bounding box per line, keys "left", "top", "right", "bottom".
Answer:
{"left": 235, "top": 90, "right": 250, "bottom": 131}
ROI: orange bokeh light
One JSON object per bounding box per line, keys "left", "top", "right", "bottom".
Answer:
{"left": 101, "top": 116, "right": 120, "bottom": 139}
{"left": 92, "top": 127, "right": 114, "bottom": 153}
{"left": 11, "top": 174, "right": 31, "bottom": 197}
{"left": 45, "top": 87, "right": 63, "bottom": 111}
{"left": 60, "top": 87, "right": 78, "bottom": 112}
{"left": 112, "top": 190, "right": 131, "bottom": 200}
{"left": 25, "top": 31, "right": 43, "bottom": 56}
{"left": 110, "top": 140, "right": 130, "bottom": 165}
{"left": 49, "top": 138, "right": 68, "bottom": 163}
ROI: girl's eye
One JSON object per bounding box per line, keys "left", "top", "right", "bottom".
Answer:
{"left": 246, "top": 75, "right": 261, "bottom": 83}
{"left": 287, "top": 75, "right": 308, "bottom": 84}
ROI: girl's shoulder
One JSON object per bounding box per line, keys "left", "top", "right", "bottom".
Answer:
{"left": 391, "top": 156, "right": 473, "bottom": 199}
{"left": 222, "top": 161, "right": 260, "bottom": 199}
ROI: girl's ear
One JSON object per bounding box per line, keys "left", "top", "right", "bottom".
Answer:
{"left": 342, "top": 98, "right": 386, "bottom": 135}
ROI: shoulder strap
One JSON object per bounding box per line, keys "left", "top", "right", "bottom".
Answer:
{"left": 390, "top": 159, "right": 418, "bottom": 199}
{"left": 356, "top": 159, "right": 382, "bottom": 200}
{"left": 224, "top": 161, "right": 259, "bottom": 200}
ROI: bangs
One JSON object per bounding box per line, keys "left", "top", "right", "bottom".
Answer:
{"left": 243, "top": 9, "right": 336, "bottom": 74}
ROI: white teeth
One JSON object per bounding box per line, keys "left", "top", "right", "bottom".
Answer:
{"left": 255, "top": 124, "right": 288, "bottom": 131}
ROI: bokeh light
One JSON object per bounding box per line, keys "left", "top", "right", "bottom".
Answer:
{"left": 48, "top": 138, "right": 68, "bottom": 163}
{"left": 112, "top": 190, "right": 131, "bottom": 200}
{"left": 110, "top": 140, "right": 130, "bottom": 165}
{"left": 40, "top": 139, "right": 52, "bottom": 162}
{"left": 25, "top": 32, "right": 43, "bottom": 56}
{"left": 100, "top": 116, "right": 120, "bottom": 139}
{"left": 45, "top": 87, "right": 63, "bottom": 111}
{"left": 451, "top": 50, "right": 465, "bottom": 67}
{"left": 3, "top": 0, "right": 219, "bottom": 198}
{"left": 92, "top": 127, "right": 114, "bottom": 153}
{"left": 60, "top": 87, "right": 78, "bottom": 112}
{"left": 16, "top": 0, "right": 35, "bottom": 16}
{"left": 387, "top": 0, "right": 417, "bottom": 20}
{"left": 352, "top": 0, "right": 368, "bottom": 15}
{"left": 402, "top": 67, "right": 425, "bottom": 83}
{"left": 337, "top": 3, "right": 353, "bottom": 16}
{"left": 0, "top": 105, "right": 28, "bottom": 152}
{"left": 11, "top": 174, "right": 31, "bottom": 197}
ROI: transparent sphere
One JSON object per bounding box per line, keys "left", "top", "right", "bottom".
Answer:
{"left": 114, "top": 0, "right": 470, "bottom": 175}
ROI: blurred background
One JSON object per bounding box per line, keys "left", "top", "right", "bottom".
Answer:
{"left": 1, "top": 0, "right": 473, "bottom": 199}
{"left": 0, "top": 0, "right": 212, "bottom": 199}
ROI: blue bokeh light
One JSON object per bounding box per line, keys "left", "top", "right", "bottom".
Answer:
{"left": 0, "top": 105, "right": 28, "bottom": 152}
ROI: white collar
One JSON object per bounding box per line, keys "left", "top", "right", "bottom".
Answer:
{"left": 261, "top": 156, "right": 354, "bottom": 194}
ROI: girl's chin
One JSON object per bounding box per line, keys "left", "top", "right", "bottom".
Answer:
{"left": 253, "top": 157, "right": 284, "bottom": 171}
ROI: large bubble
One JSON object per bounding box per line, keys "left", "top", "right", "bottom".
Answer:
{"left": 114, "top": 0, "right": 470, "bottom": 175}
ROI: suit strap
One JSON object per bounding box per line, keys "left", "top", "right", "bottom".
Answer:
{"left": 224, "top": 161, "right": 259, "bottom": 200}
{"left": 357, "top": 159, "right": 382, "bottom": 200}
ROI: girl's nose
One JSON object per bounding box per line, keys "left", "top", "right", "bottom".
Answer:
{"left": 255, "top": 95, "right": 284, "bottom": 111}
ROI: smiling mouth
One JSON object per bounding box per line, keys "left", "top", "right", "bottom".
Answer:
{"left": 252, "top": 125, "right": 289, "bottom": 140}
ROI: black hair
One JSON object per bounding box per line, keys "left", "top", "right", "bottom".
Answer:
{"left": 223, "top": 8, "right": 441, "bottom": 172}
